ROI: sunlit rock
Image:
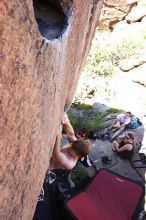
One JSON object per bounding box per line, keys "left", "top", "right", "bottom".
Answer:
{"left": 0, "top": 0, "right": 103, "bottom": 219}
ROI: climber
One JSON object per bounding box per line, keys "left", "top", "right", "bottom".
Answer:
{"left": 49, "top": 132, "right": 92, "bottom": 171}
{"left": 33, "top": 133, "right": 92, "bottom": 220}
{"left": 61, "top": 113, "right": 93, "bottom": 168}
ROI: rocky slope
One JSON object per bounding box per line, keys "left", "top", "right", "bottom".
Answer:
{"left": 98, "top": 0, "right": 146, "bottom": 29}
{"left": 74, "top": 0, "right": 146, "bottom": 154}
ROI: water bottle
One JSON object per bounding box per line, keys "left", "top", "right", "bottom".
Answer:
{"left": 138, "top": 210, "right": 145, "bottom": 220}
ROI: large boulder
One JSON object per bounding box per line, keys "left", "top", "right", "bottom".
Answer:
{"left": 130, "top": 63, "right": 146, "bottom": 88}
{"left": 92, "top": 102, "right": 110, "bottom": 113}
{"left": 119, "top": 56, "right": 146, "bottom": 71}
{"left": 103, "top": 0, "right": 137, "bottom": 11}
{"left": 0, "top": 0, "right": 103, "bottom": 219}
{"left": 126, "top": 5, "right": 146, "bottom": 22}
{"left": 97, "top": 0, "right": 137, "bottom": 29}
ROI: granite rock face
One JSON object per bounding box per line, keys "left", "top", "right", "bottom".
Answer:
{"left": 0, "top": 0, "right": 103, "bottom": 219}
{"left": 98, "top": 0, "right": 137, "bottom": 29}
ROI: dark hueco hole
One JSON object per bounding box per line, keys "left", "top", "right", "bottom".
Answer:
{"left": 33, "top": 0, "right": 67, "bottom": 40}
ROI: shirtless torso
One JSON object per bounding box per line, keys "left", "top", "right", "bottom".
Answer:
{"left": 49, "top": 144, "right": 78, "bottom": 170}
{"left": 49, "top": 133, "right": 92, "bottom": 171}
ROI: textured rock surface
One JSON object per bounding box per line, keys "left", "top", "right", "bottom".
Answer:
{"left": 119, "top": 56, "right": 146, "bottom": 71}
{"left": 126, "top": 5, "right": 146, "bottom": 22}
{"left": 0, "top": 0, "right": 103, "bottom": 219}
{"left": 98, "top": 0, "right": 146, "bottom": 30}
{"left": 130, "top": 63, "right": 146, "bottom": 88}
{"left": 98, "top": 0, "right": 137, "bottom": 29}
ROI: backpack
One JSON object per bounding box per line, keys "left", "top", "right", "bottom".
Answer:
{"left": 128, "top": 117, "right": 141, "bottom": 129}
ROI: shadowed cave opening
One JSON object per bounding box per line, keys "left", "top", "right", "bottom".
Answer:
{"left": 33, "top": 0, "right": 69, "bottom": 40}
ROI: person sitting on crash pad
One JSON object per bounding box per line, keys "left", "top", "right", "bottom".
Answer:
{"left": 112, "top": 131, "right": 134, "bottom": 159}
{"left": 109, "top": 111, "right": 132, "bottom": 142}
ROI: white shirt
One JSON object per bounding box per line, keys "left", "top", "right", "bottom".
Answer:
{"left": 117, "top": 114, "right": 130, "bottom": 125}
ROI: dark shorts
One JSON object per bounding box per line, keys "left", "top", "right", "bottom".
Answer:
{"left": 33, "top": 176, "right": 60, "bottom": 220}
